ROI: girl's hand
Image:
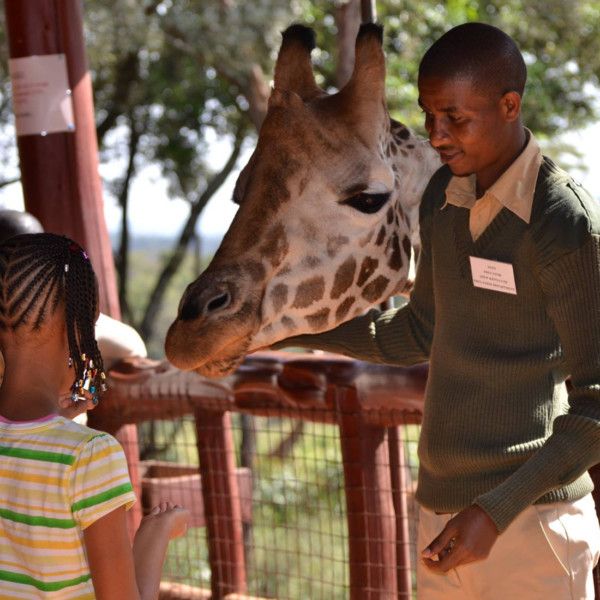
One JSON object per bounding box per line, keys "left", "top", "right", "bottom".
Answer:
{"left": 138, "top": 501, "right": 190, "bottom": 541}
{"left": 421, "top": 504, "right": 499, "bottom": 572}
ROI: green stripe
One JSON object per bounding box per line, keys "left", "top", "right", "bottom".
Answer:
{"left": 71, "top": 482, "right": 134, "bottom": 512}
{"left": 0, "top": 445, "right": 74, "bottom": 465}
{"left": 0, "top": 569, "right": 91, "bottom": 592}
{"left": 0, "top": 507, "right": 75, "bottom": 529}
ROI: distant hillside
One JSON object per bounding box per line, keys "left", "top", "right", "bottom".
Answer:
{"left": 110, "top": 232, "right": 224, "bottom": 258}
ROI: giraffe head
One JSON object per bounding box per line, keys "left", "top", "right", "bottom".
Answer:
{"left": 165, "top": 24, "right": 440, "bottom": 376}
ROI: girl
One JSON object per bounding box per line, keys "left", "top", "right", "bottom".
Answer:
{"left": 0, "top": 233, "right": 189, "bottom": 599}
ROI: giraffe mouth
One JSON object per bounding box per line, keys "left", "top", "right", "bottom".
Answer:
{"left": 165, "top": 318, "right": 253, "bottom": 377}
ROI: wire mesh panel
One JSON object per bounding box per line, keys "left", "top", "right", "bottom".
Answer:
{"left": 133, "top": 411, "right": 420, "bottom": 599}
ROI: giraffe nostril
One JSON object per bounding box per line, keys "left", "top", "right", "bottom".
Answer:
{"left": 179, "top": 290, "right": 232, "bottom": 321}
{"left": 205, "top": 292, "right": 231, "bottom": 315}
{"left": 180, "top": 295, "right": 202, "bottom": 321}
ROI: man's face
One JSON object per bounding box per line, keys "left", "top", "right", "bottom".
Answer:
{"left": 418, "top": 76, "right": 516, "bottom": 189}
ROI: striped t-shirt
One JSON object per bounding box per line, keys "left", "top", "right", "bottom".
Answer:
{"left": 0, "top": 414, "right": 136, "bottom": 598}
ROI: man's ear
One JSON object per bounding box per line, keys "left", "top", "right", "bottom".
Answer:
{"left": 500, "top": 91, "right": 522, "bottom": 122}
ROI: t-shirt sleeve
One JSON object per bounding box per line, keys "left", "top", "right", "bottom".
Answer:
{"left": 69, "top": 433, "right": 137, "bottom": 529}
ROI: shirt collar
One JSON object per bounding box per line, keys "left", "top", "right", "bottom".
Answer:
{"left": 443, "top": 129, "right": 543, "bottom": 224}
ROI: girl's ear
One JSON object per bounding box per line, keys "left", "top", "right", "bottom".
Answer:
{"left": 501, "top": 91, "right": 521, "bottom": 122}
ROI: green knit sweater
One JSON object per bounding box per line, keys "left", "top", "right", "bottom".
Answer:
{"left": 279, "top": 158, "right": 600, "bottom": 532}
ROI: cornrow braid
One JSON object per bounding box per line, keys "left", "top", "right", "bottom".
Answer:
{"left": 0, "top": 233, "right": 106, "bottom": 404}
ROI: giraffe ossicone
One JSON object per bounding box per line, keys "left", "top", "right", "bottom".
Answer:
{"left": 165, "top": 23, "right": 441, "bottom": 377}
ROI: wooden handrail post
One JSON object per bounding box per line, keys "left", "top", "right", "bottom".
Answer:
{"left": 336, "top": 385, "right": 397, "bottom": 599}
{"left": 194, "top": 408, "right": 247, "bottom": 599}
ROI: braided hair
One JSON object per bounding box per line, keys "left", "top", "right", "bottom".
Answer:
{"left": 0, "top": 233, "right": 106, "bottom": 403}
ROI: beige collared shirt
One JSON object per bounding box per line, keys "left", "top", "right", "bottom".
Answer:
{"left": 443, "top": 129, "right": 543, "bottom": 241}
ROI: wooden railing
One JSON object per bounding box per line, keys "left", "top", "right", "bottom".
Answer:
{"left": 88, "top": 351, "right": 600, "bottom": 599}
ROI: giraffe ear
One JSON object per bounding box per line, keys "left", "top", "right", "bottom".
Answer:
{"left": 273, "top": 24, "right": 324, "bottom": 101}
{"left": 343, "top": 23, "right": 386, "bottom": 106}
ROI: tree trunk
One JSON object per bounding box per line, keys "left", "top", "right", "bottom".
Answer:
{"left": 116, "top": 111, "right": 144, "bottom": 323}
{"left": 138, "top": 132, "right": 244, "bottom": 343}
{"left": 335, "top": 0, "right": 361, "bottom": 89}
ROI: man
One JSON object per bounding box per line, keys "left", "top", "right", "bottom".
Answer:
{"left": 277, "top": 23, "right": 600, "bottom": 598}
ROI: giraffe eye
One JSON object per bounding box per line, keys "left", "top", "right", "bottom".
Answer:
{"left": 341, "top": 192, "right": 390, "bottom": 214}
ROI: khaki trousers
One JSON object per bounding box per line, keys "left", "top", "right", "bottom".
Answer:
{"left": 416, "top": 494, "right": 600, "bottom": 600}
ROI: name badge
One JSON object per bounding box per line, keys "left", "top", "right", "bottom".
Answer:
{"left": 469, "top": 256, "right": 517, "bottom": 295}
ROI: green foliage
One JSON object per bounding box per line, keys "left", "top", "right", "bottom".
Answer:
{"left": 1, "top": 1, "right": 599, "bottom": 348}
{"left": 300, "top": 1, "right": 600, "bottom": 136}
{"left": 125, "top": 245, "right": 206, "bottom": 357}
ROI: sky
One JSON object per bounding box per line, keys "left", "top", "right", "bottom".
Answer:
{"left": 1, "top": 121, "right": 599, "bottom": 243}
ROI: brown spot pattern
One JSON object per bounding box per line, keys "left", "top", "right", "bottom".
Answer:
{"left": 397, "top": 127, "right": 410, "bottom": 140}
{"left": 281, "top": 316, "right": 296, "bottom": 330}
{"left": 386, "top": 207, "right": 394, "bottom": 225}
{"left": 362, "top": 275, "right": 390, "bottom": 303}
{"left": 306, "top": 307, "right": 330, "bottom": 331}
{"left": 331, "top": 256, "right": 357, "bottom": 300}
{"left": 260, "top": 223, "right": 289, "bottom": 268}
{"left": 359, "top": 229, "right": 374, "bottom": 248}
{"left": 327, "top": 235, "right": 349, "bottom": 258}
{"left": 270, "top": 283, "right": 288, "bottom": 314}
{"left": 244, "top": 261, "right": 267, "bottom": 281}
{"left": 302, "top": 256, "right": 321, "bottom": 269}
{"left": 402, "top": 235, "right": 412, "bottom": 258}
{"left": 376, "top": 225, "right": 386, "bottom": 246}
{"left": 335, "top": 296, "right": 355, "bottom": 322}
{"left": 387, "top": 233, "right": 403, "bottom": 271}
{"left": 357, "top": 257, "right": 379, "bottom": 287}
{"left": 292, "top": 276, "right": 325, "bottom": 308}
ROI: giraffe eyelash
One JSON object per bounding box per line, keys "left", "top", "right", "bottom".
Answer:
{"left": 340, "top": 192, "right": 391, "bottom": 214}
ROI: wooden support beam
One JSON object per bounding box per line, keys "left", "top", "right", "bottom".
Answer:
{"left": 388, "top": 426, "right": 413, "bottom": 598}
{"left": 3, "top": 0, "right": 119, "bottom": 318}
{"left": 194, "top": 409, "right": 247, "bottom": 599}
{"left": 336, "top": 385, "right": 397, "bottom": 599}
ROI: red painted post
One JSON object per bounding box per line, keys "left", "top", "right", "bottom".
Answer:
{"left": 336, "top": 386, "right": 397, "bottom": 599}
{"left": 388, "top": 426, "right": 413, "bottom": 598}
{"left": 4, "top": 0, "right": 142, "bottom": 537}
{"left": 194, "top": 408, "right": 247, "bottom": 599}
{"left": 4, "top": 0, "right": 119, "bottom": 318}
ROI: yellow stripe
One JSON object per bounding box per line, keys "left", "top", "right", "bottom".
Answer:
{"left": 0, "top": 559, "right": 88, "bottom": 580}
{"left": 2, "top": 528, "right": 80, "bottom": 550}
{"left": 0, "top": 468, "right": 61, "bottom": 486}
{"left": 75, "top": 444, "right": 119, "bottom": 469}
{"left": 2, "top": 498, "right": 70, "bottom": 516}
{"left": 6, "top": 436, "right": 81, "bottom": 452}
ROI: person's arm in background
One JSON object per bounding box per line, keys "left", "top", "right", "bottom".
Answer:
{"left": 95, "top": 313, "right": 148, "bottom": 370}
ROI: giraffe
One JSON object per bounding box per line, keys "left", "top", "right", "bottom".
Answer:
{"left": 165, "top": 23, "right": 441, "bottom": 377}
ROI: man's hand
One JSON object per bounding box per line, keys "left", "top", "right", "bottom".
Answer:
{"left": 421, "top": 504, "right": 499, "bottom": 573}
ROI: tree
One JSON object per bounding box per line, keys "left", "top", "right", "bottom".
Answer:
{"left": 1, "top": 0, "right": 599, "bottom": 350}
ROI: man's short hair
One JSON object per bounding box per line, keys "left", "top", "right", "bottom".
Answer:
{"left": 418, "top": 22, "right": 527, "bottom": 97}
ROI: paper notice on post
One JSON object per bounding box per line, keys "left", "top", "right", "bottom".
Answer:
{"left": 469, "top": 256, "right": 517, "bottom": 295}
{"left": 8, "top": 54, "right": 75, "bottom": 137}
